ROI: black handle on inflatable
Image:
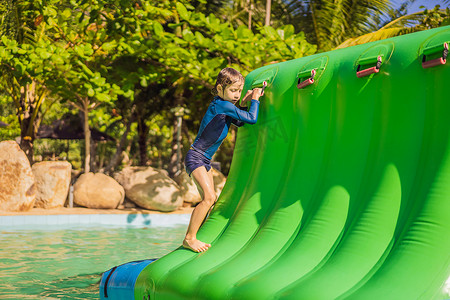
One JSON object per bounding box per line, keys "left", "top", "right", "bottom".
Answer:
{"left": 261, "top": 81, "right": 267, "bottom": 96}
{"left": 357, "top": 56, "right": 382, "bottom": 78}
{"left": 297, "top": 69, "right": 316, "bottom": 89}
{"left": 422, "top": 42, "right": 448, "bottom": 69}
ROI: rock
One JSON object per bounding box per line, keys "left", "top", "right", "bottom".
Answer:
{"left": 73, "top": 172, "right": 125, "bottom": 209}
{"left": 174, "top": 168, "right": 227, "bottom": 205}
{"left": 174, "top": 170, "right": 201, "bottom": 205}
{"left": 32, "top": 161, "right": 72, "bottom": 209}
{"left": 0, "top": 141, "right": 35, "bottom": 211}
{"left": 211, "top": 168, "right": 227, "bottom": 198}
{"left": 123, "top": 200, "right": 137, "bottom": 208}
{"left": 114, "top": 166, "right": 183, "bottom": 212}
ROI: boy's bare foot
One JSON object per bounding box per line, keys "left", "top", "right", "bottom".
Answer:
{"left": 183, "top": 238, "right": 211, "bottom": 253}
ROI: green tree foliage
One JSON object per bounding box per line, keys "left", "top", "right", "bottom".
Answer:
{"left": 3, "top": 0, "right": 447, "bottom": 175}
{"left": 0, "top": 0, "right": 57, "bottom": 161}
{"left": 0, "top": 0, "right": 315, "bottom": 175}
{"left": 154, "top": 2, "right": 316, "bottom": 175}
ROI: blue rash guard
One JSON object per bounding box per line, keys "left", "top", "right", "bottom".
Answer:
{"left": 190, "top": 96, "right": 260, "bottom": 160}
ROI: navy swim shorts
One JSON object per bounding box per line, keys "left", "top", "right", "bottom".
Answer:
{"left": 184, "top": 149, "right": 212, "bottom": 176}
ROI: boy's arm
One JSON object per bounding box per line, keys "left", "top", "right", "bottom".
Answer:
{"left": 231, "top": 104, "right": 249, "bottom": 127}
{"left": 221, "top": 88, "right": 263, "bottom": 125}
{"left": 240, "top": 89, "right": 253, "bottom": 107}
{"left": 221, "top": 99, "right": 260, "bottom": 125}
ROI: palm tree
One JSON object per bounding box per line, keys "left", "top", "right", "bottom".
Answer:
{"left": 337, "top": 1, "right": 450, "bottom": 49}
{"left": 283, "top": 0, "right": 392, "bottom": 51}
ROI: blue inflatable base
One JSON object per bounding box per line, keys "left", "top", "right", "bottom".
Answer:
{"left": 99, "top": 259, "right": 157, "bottom": 300}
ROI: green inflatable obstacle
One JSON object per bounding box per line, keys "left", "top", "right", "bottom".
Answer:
{"left": 109, "top": 26, "right": 450, "bottom": 300}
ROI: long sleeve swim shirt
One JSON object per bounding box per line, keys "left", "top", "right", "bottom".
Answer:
{"left": 190, "top": 96, "right": 260, "bottom": 159}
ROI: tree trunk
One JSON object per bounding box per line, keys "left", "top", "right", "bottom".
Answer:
{"left": 19, "top": 110, "right": 35, "bottom": 163}
{"left": 167, "top": 117, "right": 180, "bottom": 177}
{"left": 102, "top": 106, "right": 136, "bottom": 174}
{"left": 247, "top": 0, "right": 253, "bottom": 30}
{"left": 19, "top": 127, "right": 34, "bottom": 163}
{"left": 90, "top": 136, "right": 96, "bottom": 172}
{"left": 17, "top": 80, "right": 45, "bottom": 164}
{"left": 137, "top": 115, "right": 149, "bottom": 166}
{"left": 265, "top": 0, "right": 271, "bottom": 26}
{"left": 81, "top": 99, "right": 91, "bottom": 173}
{"left": 167, "top": 98, "right": 184, "bottom": 178}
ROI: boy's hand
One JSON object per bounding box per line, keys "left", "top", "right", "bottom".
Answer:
{"left": 252, "top": 88, "right": 262, "bottom": 100}
{"left": 240, "top": 89, "right": 253, "bottom": 107}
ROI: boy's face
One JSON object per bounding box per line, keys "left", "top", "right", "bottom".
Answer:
{"left": 219, "top": 81, "right": 244, "bottom": 104}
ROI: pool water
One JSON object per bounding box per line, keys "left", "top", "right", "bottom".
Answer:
{"left": 0, "top": 224, "right": 186, "bottom": 299}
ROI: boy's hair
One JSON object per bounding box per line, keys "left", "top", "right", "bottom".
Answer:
{"left": 211, "top": 67, "right": 244, "bottom": 96}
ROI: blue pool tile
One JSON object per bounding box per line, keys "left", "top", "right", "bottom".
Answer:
{"left": 0, "top": 213, "right": 189, "bottom": 228}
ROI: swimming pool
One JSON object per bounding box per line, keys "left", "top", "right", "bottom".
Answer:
{"left": 0, "top": 224, "right": 186, "bottom": 299}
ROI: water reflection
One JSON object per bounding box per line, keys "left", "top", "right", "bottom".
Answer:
{"left": 0, "top": 225, "right": 185, "bottom": 299}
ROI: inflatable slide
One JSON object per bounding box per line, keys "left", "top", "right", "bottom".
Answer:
{"left": 100, "top": 26, "right": 450, "bottom": 300}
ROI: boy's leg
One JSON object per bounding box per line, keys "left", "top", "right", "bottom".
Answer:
{"left": 183, "top": 166, "right": 216, "bottom": 252}
{"left": 205, "top": 169, "right": 216, "bottom": 218}
{"left": 194, "top": 167, "right": 216, "bottom": 218}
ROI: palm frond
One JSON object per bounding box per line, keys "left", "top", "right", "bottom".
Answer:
{"left": 311, "top": 0, "right": 392, "bottom": 50}
{"left": 335, "top": 26, "right": 414, "bottom": 48}
{"left": 336, "top": 8, "right": 448, "bottom": 49}
{"left": 379, "top": 11, "right": 424, "bottom": 29}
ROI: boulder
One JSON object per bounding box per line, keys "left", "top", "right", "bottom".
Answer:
{"left": 174, "top": 168, "right": 227, "bottom": 205}
{"left": 0, "top": 141, "right": 35, "bottom": 211}
{"left": 174, "top": 170, "right": 202, "bottom": 205}
{"left": 211, "top": 168, "right": 227, "bottom": 198}
{"left": 32, "top": 161, "right": 72, "bottom": 208}
{"left": 73, "top": 172, "right": 124, "bottom": 209}
{"left": 114, "top": 166, "right": 183, "bottom": 212}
